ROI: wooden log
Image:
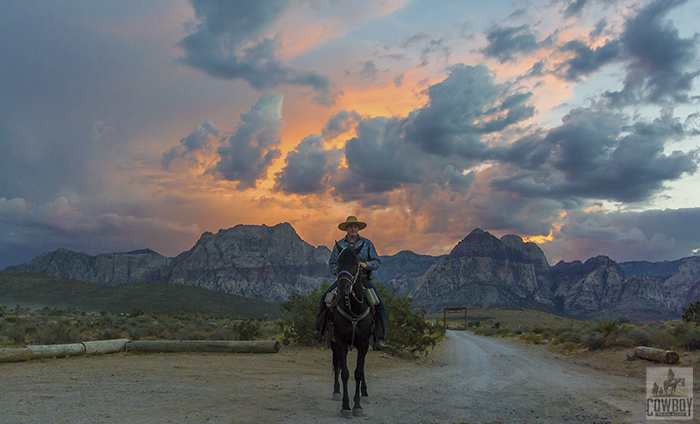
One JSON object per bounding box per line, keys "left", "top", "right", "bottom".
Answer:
{"left": 82, "top": 339, "right": 129, "bottom": 355}
{"left": 125, "top": 340, "right": 281, "bottom": 354}
{"left": 0, "top": 347, "right": 33, "bottom": 363}
{"left": 28, "top": 343, "right": 86, "bottom": 359}
{"left": 633, "top": 346, "right": 679, "bottom": 364}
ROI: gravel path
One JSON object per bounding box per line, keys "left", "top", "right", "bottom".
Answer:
{"left": 2, "top": 331, "right": 668, "bottom": 423}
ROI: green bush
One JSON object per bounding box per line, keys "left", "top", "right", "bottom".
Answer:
{"left": 279, "top": 281, "right": 445, "bottom": 355}
{"left": 682, "top": 300, "right": 700, "bottom": 324}
{"left": 280, "top": 282, "right": 328, "bottom": 346}
{"left": 235, "top": 318, "right": 261, "bottom": 341}
{"left": 375, "top": 282, "right": 445, "bottom": 356}
{"left": 584, "top": 333, "right": 606, "bottom": 350}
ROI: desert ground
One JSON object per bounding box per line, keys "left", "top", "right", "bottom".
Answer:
{"left": 2, "top": 330, "right": 698, "bottom": 424}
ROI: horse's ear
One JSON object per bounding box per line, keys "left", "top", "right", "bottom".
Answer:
{"left": 353, "top": 242, "right": 364, "bottom": 256}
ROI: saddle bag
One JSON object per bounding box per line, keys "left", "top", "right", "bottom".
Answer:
{"left": 364, "top": 288, "right": 380, "bottom": 306}
{"left": 325, "top": 287, "right": 338, "bottom": 307}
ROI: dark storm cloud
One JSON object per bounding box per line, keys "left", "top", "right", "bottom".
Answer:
{"left": 0, "top": 197, "right": 201, "bottom": 269}
{"left": 274, "top": 135, "right": 340, "bottom": 195}
{"left": 211, "top": 92, "right": 284, "bottom": 189}
{"left": 359, "top": 60, "right": 379, "bottom": 81}
{"left": 481, "top": 25, "right": 539, "bottom": 63}
{"left": 557, "top": 39, "right": 622, "bottom": 81}
{"left": 162, "top": 121, "right": 219, "bottom": 168}
{"left": 555, "top": 207, "right": 700, "bottom": 262}
{"left": 419, "top": 38, "right": 450, "bottom": 67}
{"left": 563, "top": 0, "right": 589, "bottom": 18}
{"left": 333, "top": 117, "right": 424, "bottom": 197}
{"left": 179, "top": 0, "right": 337, "bottom": 105}
{"left": 493, "top": 107, "right": 698, "bottom": 202}
{"left": 321, "top": 110, "right": 362, "bottom": 141}
{"left": 403, "top": 64, "right": 534, "bottom": 158}
{"left": 605, "top": 0, "right": 699, "bottom": 105}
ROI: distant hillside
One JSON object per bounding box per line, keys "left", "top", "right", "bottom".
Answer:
{"left": 0, "top": 272, "right": 281, "bottom": 318}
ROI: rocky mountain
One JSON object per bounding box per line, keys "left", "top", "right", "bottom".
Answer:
{"left": 4, "top": 223, "right": 700, "bottom": 321}
{"left": 3, "top": 248, "right": 171, "bottom": 285}
{"left": 409, "top": 229, "right": 555, "bottom": 312}
{"left": 551, "top": 256, "right": 677, "bottom": 321}
{"left": 157, "top": 223, "right": 332, "bottom": 302}
{"left": 374, "top": 251, "right": 444, "bottom": 296}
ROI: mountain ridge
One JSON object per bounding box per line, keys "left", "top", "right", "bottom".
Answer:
{"left": 4, "top": 224, "right": 699, "bottom": 321}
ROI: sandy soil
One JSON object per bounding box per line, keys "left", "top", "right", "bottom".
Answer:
{"left": 2, "top": 331, "right": 698, "bottom": 424}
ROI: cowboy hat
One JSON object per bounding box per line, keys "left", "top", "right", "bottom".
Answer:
{"left": 338, "top": 215, "right": 367, "bottom": 231}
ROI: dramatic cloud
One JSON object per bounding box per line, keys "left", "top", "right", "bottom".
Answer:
{"left": 493, "top": 107, "right": 698, "bottom": 202}
{"left": 557, "top": 39, "right": 622, "bottom": 81}
{"left": 481, "top": 25, "right": 539, "bottom": 62}
{"left": 563, "top": 0, "right": 590, "bottom": 18}
{"left": 211, "top": 92, "right": 284, "bottom": 189}
{"left": 274, "top": 135, "right": 340, "bottom": 195}
{"left": 0, "top": 197, "right": 201, "bottom": 268}
{"left": 404, "top": 64, "right": 535, "bottom": 158}
{"left": 549, "top": 207, "right": 700, "bottom": 262}
{"left": 162, "top": 121, "right": 219, "bottom": 168}
{"left": 321, "top": 110, "right": 362, "bottom": 141}
{"left": 179, "top": 0, "right": 336, "bottom": 104}
{"left": 606, "top": 0, "right": 699, "bottom": 105}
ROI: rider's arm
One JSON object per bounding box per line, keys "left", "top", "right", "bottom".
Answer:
{"left": 363, "top": 240, "right": 381, "bottom": 272}
{"left": 329, "top": 242, "right": 340, "bottom": 276}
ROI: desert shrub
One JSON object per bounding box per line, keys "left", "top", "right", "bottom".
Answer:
{"left": 35, "top": 320, "right": 79, "bottom": 345}
{"left": 682, "top": 300, "right": 700, "bottom": 324}
{"left": 235, "top": 318, "right": 261, "bottom": 341}
{"left": 375, "top": 283, "right": 445, "bottom": 355}
{"left": 523, "top": 333, "right": 542, "bottom": 344}
{"left": 496, "top": 328, "right": 511, "bottom": 336}
{"left": 492, "top": 322, "right": 501, "bottom": 329}
{"left": 584, "top": 333, "right": 606, "bottom": 350}
{"left": 562, "top": 341, "right": 577, "bottom": 353}
{"left": 279, "top": 281, "right": 445, "bottom": 355}
{"left": 280, "top": 283, "right": 328, "bottom": 346}
{"left": 476, "top": 327, "right": 495, "bottom": 337}
{"left": 468, "top": 321, "right": 481, "bottom": 329}
{"left": 626, "top": 328, "right": 653, "bottom": 347}
{"left": 651, "top": 330, "right": 675, "bottom": 350}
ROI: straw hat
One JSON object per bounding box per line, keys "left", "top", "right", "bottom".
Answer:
{"left": 338, "top": 216, "right": 367, "bottom": 231}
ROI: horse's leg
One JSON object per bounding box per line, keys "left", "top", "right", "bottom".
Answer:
{"left": 352, "top": 341, "right": 370, "bottom": 416}
{"left": 332, "top": 343, "right": 342, "bottom": 401}
{"left": 339, "top": 344, "right": 352, "bottom": 418}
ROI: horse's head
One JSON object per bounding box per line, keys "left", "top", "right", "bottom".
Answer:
{"left": 335, "top": 241, "right": 363, "bottom": 297}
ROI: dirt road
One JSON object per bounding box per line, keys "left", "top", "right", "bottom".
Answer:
{"left": 2, "top": 331, "right": 691, "bottom": 423}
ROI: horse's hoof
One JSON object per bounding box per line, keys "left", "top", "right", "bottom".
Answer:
{"left": 361, "top": 395, "right": 369, "bottom": 404}
{"left": 332, "top": 393, "right": 342, "bottom": 401}
{"left": 340, "top": 409, "right": 353, "bottom": 419}
{"left": 353, "top": 408, "right": 364, "bottom": 417}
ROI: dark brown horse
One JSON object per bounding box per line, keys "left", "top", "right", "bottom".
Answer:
{"left": 330, "top": 241, "right": 373, "bottom": 418}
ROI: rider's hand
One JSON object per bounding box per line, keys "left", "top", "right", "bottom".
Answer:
{"left": 360, "top": 262, "right": 367, "bottom": 269}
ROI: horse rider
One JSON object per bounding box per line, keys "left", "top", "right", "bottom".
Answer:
{"left": 311, "top": 216, "right": 388, "bottom": 350}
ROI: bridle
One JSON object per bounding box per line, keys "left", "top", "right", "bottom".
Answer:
{"left": 335, "top": 259, "right": 370, "bottom": 348}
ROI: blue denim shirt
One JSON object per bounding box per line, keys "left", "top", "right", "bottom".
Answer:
{"left": 329, "top": 235, "right": 381, "bottom": 276}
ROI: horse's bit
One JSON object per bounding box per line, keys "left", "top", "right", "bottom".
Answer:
{"left": 335, "top": 266, "right": 370, "bottom": 348}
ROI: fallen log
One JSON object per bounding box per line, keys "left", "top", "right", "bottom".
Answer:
{"left": 633, "top": 346, "right": 679, "bottom": 364}
{"left": 82, "top": 339, "right": 129, "bottom": 355}
{"left": 125, "top": 340, "right": 280, "bottom": 354}
{"left": 0, "top": 347, "right": 33, "bottom": 363}
{"left": 28, "top": 343, "right": 86, "bottom": 359}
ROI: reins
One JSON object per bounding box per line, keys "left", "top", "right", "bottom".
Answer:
{"left": 335, "top": 263, "right": 370, "bottom": 348}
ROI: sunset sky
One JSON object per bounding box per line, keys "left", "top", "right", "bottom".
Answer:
{"left": 1, "top": 0, "right": 699, "bottom": 269}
